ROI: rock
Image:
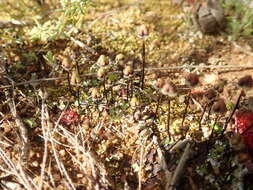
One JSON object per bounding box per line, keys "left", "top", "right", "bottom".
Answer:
{"left": 193, "top": 0, "right": 225, "bottom": 34}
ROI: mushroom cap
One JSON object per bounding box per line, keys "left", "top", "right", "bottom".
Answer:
{"left": 238, "top": 75, "right": 253, "bottom": 88}
{"left": 212, "top": 98, "right": 227, "bottom": 114}
{"left": 97, "top": 55, "right": 109, "bottom": 67}
{"left": 153, "top": 78, "right": 164, "bottom": 90}
{"left": 123, "top": 65, "right": 133, "bottom": 77}
{"left": 185, "top": 72, "right": 199, "bottom": 86}
{"left": 204, "top": 88, "right": 217, "bottom": 100}
{"left": 161, "top": 79, "right": 177, "bottom": 97}
{"left": 97, "top": 67, "right": 106, "bottom": 79}
{"left": 138, "top": 24, "right": 149, "bottom": 37}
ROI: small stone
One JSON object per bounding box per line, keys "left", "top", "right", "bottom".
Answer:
{"left": 77, "top": 173, "right": 83, "bottom": 178}
{"left": 32, "top": 160, "right": 39, "bottom": 167}
{"left": 59, "top": 149, "right": 66, "bottom": 157}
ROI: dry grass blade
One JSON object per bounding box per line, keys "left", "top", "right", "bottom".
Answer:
{"left": 38, "top": 89, "right": 50, "bottom": 190}
{"left": 1, "top": 65, "right": 253, "bottom": 90}
{"left": 0, "top": 148, "right": 36, "bottom": 189}
{"left": 5, "top": 89, "right": 29, "bottom": 166}
{"left": 0, "top": 20, "right": 32, "bottom": 28}
{"left": 138, "top": 137, "right": 147, "bottom": 190}
{"left": 153, "top": 136, "right": 173, "bottom": 190}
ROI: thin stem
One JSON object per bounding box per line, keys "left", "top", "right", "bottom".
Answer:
{"left": 126, "top": 78, "right": 129, "bottom": 102}
{"left": 210, "top": 115, "right": 220, "bottom": 138}
{"left": 198, "top": 103, "right": 208, "bottom": 130}
{"left": 182, "top": 95, "right": 190, "bottom": 137}
{"left": 76, "top": 64, "right": 81, "bottom": 108}
{"left": 155, "top": 95, "right": 161, "bottom": 119}
{"left": 207, "top": 101, "right": 214, "bottom": 121}
{"left": 167, "top": 99, "right": 171, "bottom": 140}
{"left": 222, "top": 90, "right": 244, "bottom": 135}
{"left": 110, "top": 86, "right": 114, "bottom": 103}
{"left": 103, "top": 75, "right": 108, "bottom": 104}
{"left": 66, "top": 71, "right": 73, "bottom": 96}
{"left": 141, "top": 40, "right": 145, "bottom": 90}
{"left": 1, "top": 65, "right": 253, "bottom": 89}
{"left": 130, "top": 61, "right": 135, "bottom": 97}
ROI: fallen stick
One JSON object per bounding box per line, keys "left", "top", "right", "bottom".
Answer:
{"left": 153, "top": 136, "right": 173, "bottom": 190}
{"left": 0, "top": 20, "right": 32, "bottom": 29}
{"left": 169, "top": 142, "right": 191, "bottom": 190}
{"left": 5, "top": 92, "right": 29, "bottom": 166}
{"left": 1, "top": 65, "right": 253, "bottom": 89}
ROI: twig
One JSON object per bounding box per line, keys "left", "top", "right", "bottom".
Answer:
{"left": 5, "top": 87, "right": 29, "bottom": 166}
{"left": 153, "top": 136, "right": 172, "bottom": 190}
{"left": 138, "top": 137, "right": 147, "bottom": 190}
{"left": 0, "top": 20, "right": 32, "bottom": 29}
{"left": 169, "top": 142, "right": 191, "bottom": 189}
{"left": 145, "top": 65, "right": 253, "bottom": 71}
{"left": 38, "top": 89, "right": 49, "bottom": 190}
{"left": 69, "top": 36, "right": 97, "bottom": 55}
{"left": 1, "top": 65, "right": 253, "bottom": 89}
{"left": 0, "top": 148, "right": 36, "bottom": 190}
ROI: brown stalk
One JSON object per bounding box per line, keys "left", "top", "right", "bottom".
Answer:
{"left": 181, "top": 94, "right": 190, "bottom": 137}
{"left": 222, "top": 90, "right": 244, "bottom": 135}
{"left": 167, "top": 99, "right": 171, "bottom": 140}
{"left": 198, "top": 103, "right": 208, "bottom": 130}
{"left": 141, "top": 40, "right": 146, "bottom": 90}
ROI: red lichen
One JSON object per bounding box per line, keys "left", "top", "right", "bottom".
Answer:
{"left": 234, "top": 109, "right": 253, "bottom": 153}
{"left": 60, "top": 109, "right": 79, "bottom": 126}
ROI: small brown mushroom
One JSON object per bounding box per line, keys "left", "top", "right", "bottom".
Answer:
{"left": 97, "top": 55, "right": 109, "bottom": 67}
{"left": 153, "top": 78, "right": 164, "bottom": 90}
{"left": 204, "top": 88, "right": 217, "bottom": 100}
{"left": 161, "top": 79, "right": 177, "bottom": 98}
{"left": 212, "top": 98, "right": 227, "bottom": 114}
{"left": 238, "top": 75, "right": 253, "bottom": 88}
{"left": 123, "top": 65, "right": 133, "bottom": 77}
{"left": 185, "top": 73, "right": 199, "bottom": 86}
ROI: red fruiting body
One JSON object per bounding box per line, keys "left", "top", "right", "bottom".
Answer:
{"left": 235, "top": 109, "right": 253, "bottom": 134}
{"left": 234, "top": 109, "right": 253, "bottom": 153}
{"left": 60, "top": 109, "right": 79, "bottom": 125}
